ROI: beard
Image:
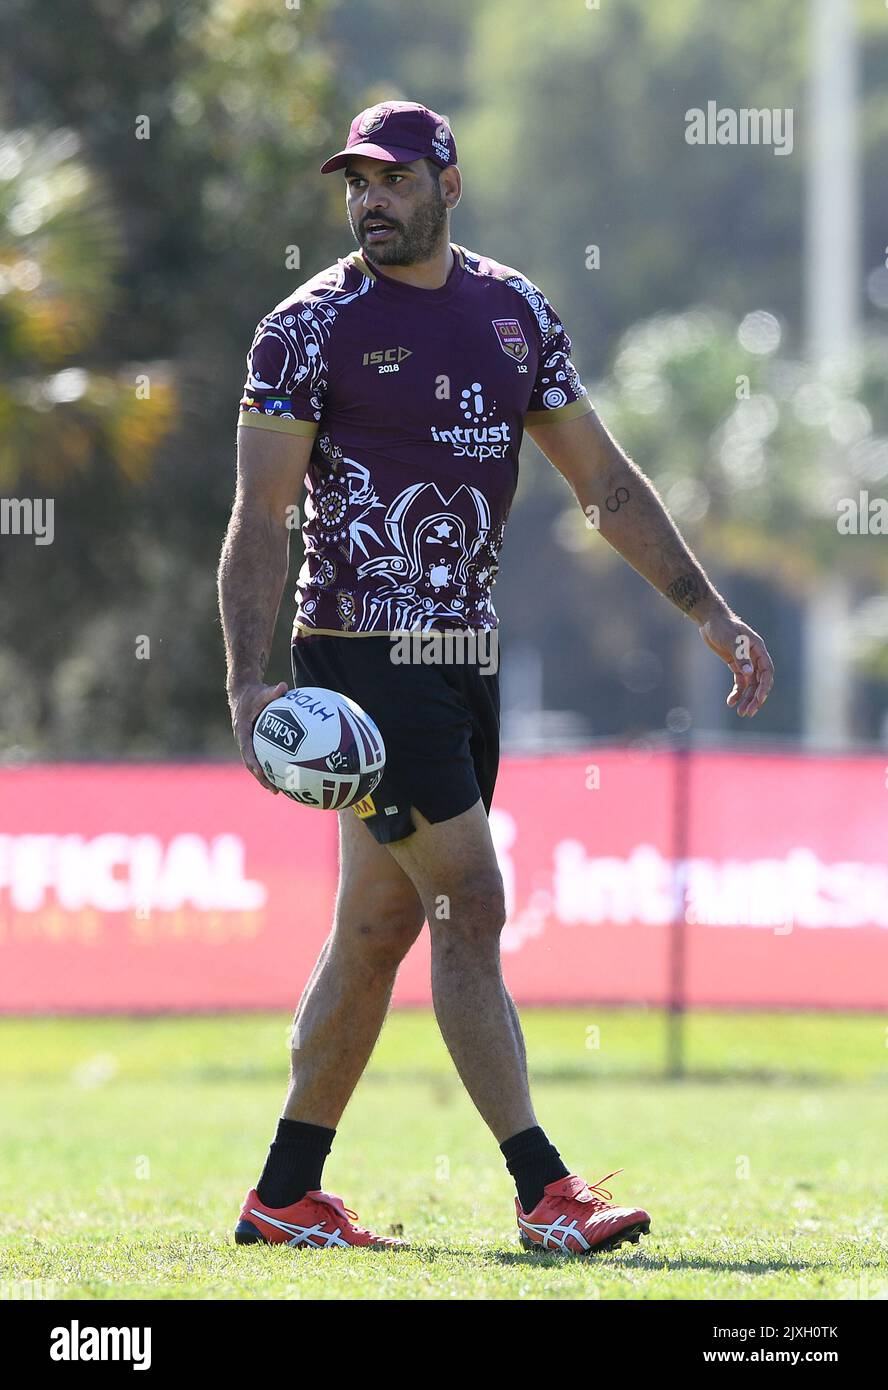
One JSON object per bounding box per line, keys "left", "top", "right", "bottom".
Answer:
{"left": 351, "top": 182, "right": 449, "bottom": 267}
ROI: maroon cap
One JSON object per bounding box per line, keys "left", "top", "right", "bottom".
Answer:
{"left": 320, "top": 100, "right": 457, "bottom": 174}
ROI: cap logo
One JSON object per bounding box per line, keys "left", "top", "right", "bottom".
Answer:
{"left": 431, "top": 122, "right": 451, "bottom": 163}
{"left": 358, "top": 106, "right": 388, "bottom": 137}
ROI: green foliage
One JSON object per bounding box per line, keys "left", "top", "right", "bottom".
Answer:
{"left": 457, "top": 0, "right": 812, "bottom": 370}
{"left": 0, "top": 128, "right": 175, "bottom": 491}
{"left": 0, "top": 0, "right": 342, "bottom": 757}
{"left": 568, "top": 311, "right": 888, "bottom": 590}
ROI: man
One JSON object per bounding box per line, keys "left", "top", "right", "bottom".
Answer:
{"left": 218, "top": 101, "right": 774, "bottom": 1254}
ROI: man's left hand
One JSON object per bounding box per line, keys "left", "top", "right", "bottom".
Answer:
{"left": 699, "top": 609, "right": 775, "bottom": 718}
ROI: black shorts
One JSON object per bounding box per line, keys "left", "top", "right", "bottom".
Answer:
{"left": 290, "top": 632, "right": 501, "bottom": 844}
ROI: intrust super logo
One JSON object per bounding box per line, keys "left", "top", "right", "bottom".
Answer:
{"left": 362, "top": 346, "right": 412, "bottom": 373}
{"left": 430, "top": 381, "right": 512, "bottom": 461}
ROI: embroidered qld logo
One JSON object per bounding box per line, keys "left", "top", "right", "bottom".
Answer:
{"left": 491, "top": 318, "right": 529, "bottom": 364}
{"left": 358, "top": 107, "right": 388, "bottom": 136}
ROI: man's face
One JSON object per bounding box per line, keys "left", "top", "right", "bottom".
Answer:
{"left": 344, "top": 156, "right": 448, "bottom": 266}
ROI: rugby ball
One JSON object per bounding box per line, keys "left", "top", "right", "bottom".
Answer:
{"left": 252, "top": 686, "right": 385, "bottom": 810}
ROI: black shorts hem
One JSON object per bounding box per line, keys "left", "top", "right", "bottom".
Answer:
{"left": 357, "top": 787, "right": 484, "bottom": 846}
{"left": 357, "top": 806, "right": 416, "bottom": 844}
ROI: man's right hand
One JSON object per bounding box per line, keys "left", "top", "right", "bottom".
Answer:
{"left": 229, "top": 681, "right": 289, "bottom": 792}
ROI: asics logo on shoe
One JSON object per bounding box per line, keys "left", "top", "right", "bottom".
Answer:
{"left": 248, "top": 1207, "right": 351, "bottom": 1248}
{"left": 517, "top": 1214, "right": 591, "bottom": 1253}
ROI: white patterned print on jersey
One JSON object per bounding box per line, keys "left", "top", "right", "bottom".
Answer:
{"left": 239, "top": 244, "right": 592, "bottom": 635}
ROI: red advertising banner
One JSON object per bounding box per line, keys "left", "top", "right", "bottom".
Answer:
{"left": 1, "top": 751, "right": 886, "bottom": 1012}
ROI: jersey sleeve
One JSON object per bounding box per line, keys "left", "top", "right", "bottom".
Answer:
{"left": 522, "top": 287, "right": 593, "bottom": 427}
{"left": 237, "top": 305, "right": 327, "bottom": 439}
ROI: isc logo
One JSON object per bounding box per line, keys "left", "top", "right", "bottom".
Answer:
{"left": 362, "top": 346, "right": 412, "bottom": 373}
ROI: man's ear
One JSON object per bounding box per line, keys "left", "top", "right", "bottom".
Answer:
{"left": 440, "top": 165, "right": 462, "bottom": 209}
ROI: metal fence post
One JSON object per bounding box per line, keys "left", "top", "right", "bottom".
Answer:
{"left": 667, "top": 737, "right": 692, "bottom": 1079}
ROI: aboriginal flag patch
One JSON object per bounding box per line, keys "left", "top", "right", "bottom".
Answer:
{"left": 240, "top": 393, "right": 295, "bottom": 415}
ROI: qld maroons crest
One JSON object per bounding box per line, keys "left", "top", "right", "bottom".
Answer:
{"left": 491, "top": 318, "right": 529, "bottom": 364}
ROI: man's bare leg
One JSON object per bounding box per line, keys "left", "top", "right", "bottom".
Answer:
{"left": 281, "top": 810, "right": 425, "bottom": 1127}
{"left": 385, "top": 800, "right": 536, "bottom": 1143}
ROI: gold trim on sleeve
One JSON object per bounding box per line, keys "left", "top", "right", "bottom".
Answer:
{"left": 524, "top": 395, "right": 594, "bottom": 428}
{"left": 238, "top": 411, "right": 319, "bottom": 439}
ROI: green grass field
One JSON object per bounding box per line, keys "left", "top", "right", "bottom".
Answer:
{"left": 1, "top": 1009, "right": 886, "bottom": 1301}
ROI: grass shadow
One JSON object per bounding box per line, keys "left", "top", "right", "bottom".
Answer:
{"left": 485, "top": 1249, "right": 861, "bottom": 1273}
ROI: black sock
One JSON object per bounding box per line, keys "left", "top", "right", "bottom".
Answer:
{"left": 501, "top": 1126, "right": 570, "bottom": 1214}
{"left": 256, "top": 1118, "right": 336, "bottom": 1208}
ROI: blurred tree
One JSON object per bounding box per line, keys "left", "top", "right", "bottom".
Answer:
{"left": 0, "top": 127, "right": 174, "bottom": 490}
{"left": 0, "top": 0, "right": 341, "bottom": 757}
{"left": 548, "top": 308, "right": 888, "bottom": 736}
{"left": 455, "top": 0, "right": 810, "bottom": 372}
{"left": 327, "top": 0, "right": 888, "bottom": 367}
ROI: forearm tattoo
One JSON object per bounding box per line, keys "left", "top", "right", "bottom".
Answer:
{"left": 666, "top": 574, "right": 702, "bottom": 613}
{"left": 605, "top": 486, "right": 631, "bottom": 513}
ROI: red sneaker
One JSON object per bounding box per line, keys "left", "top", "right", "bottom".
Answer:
{"left": 235, "top": 1187, "right": 407, "bottom": 1250}
{"left": 516, "top": 1170, "right": 651, "bottom": 1254}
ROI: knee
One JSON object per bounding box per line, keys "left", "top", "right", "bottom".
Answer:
{"left": 431, "top": 870, "right": 507, "bottom": 942}
{"left": 336, "top": 885, "right": 425, "bottom": 971}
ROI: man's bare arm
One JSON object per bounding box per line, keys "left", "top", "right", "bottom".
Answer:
{"left": 218, "top": 425, "right": 314, "bottom": 788}
{"left": 527, "top": 408, "right": 774, "bottom": 717}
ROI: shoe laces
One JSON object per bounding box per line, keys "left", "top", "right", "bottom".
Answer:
{"left": 316, "top": 1193, "right": 396, "bottom": 1243}
{"left": 561, "top": 1169, "right": 624, "bottom": 1213}
{"left": 318, "top": 1193, "right": 364, "bottom": 1229}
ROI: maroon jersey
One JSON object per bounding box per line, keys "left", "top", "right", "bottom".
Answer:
{"left": 239, "top": 244, "right": 591, "bottom": 634}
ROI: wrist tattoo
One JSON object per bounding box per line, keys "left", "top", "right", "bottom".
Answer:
{"left": 259, "top": 649, "right": 268, "bottom": 678}
{"left": 666, "top": 574, "right": 702, "bottom": 613}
